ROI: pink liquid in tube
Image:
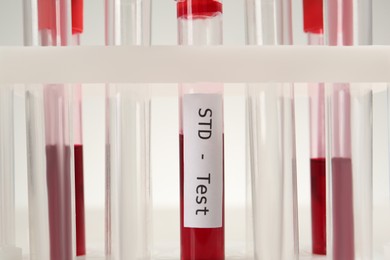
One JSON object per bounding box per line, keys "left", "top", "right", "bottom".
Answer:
{"left": 327, "top": 0, "right": 359, "bottom": 257}
{"left": 331, "top": 157, "right": 355, "bottom": 260}
{"left": 46, "top": 145, "right": 72, "bottom": 260}
{"left": 329, "top": 80, "right": 357, "bottom": 260}
{"left": 330, "top": 83, "right": 354, "bottom": 260}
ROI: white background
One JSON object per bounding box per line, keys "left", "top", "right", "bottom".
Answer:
{"left": 1, "top": 0, "right": 390, "bottom": 257}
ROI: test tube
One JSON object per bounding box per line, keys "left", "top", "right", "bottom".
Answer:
{"left": 105, "top": 0, "right": 152, "bottom": 259}
{"left": 325, "top": 0, "right": 373, "bottom": 259}
{"left": 73, "top": 83, "right": 86, "bottom": 257}
{"left": 23, "top": 0, "right": 76, "bottom": 259}
{"left": 302, "top": 0, "right": 327, "bottom": 255}
{"left": 0, "top": 86, "right": 22, "bottom": 260}
{"left": 389, "top": 88, "right": 390, "bottom": 191}
{"left": 177, "top": 1, "right": 224, "bottom": 259}
{"left": 326, "top": 84, "right": 373, "bottom": 260}
{"left": 71, "top": 0, "right": 86, "bottom": 256}
{"left": 245, "top": 0, "right": 299, "bottom": 259}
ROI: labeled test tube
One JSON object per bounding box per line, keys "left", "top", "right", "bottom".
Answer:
{"left": 325, "top": 0, "right": 373, "bottom": 259}
{"left": 0, "top": 86, "right": 22, "bottom": 260}
{"left": 105, "top": 0, "right": 152, "bottom": 259}
{"left": 177, "top": 1, "right": 224, "bottom": 259}
{"left": 245, "top": 0, "right": 299, "bottom": 259}
{"left": 303, "top": 0, "right": 327, "bottom": 255}
{"left": 23, "top": 0, "right": 76, "bottom": 260}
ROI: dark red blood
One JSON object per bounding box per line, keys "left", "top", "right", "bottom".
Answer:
{"left": 75, "top": 144, "right": 86, "bottom": 256}
{"left": 310, "top": 158, "right": 327, "bottom": 255}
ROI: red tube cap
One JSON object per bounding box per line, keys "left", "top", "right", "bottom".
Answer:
{"left": 177, "top": 0, "right": 222, "bottom": 19}
{"left": 72, "top": 0, "right": 84, "bottom": 34}
{"left": 38, "top": 0, "right": 56, "bottom": 30}
{"left": 303, "top": 0, "right": 323, "bottom": 34}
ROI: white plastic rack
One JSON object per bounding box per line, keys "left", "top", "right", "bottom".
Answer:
{"left": 1, "top": 46, "right": 390, "bottom": 260}
{"left": 1, "top": 46, "right": 390, "bottom": 84}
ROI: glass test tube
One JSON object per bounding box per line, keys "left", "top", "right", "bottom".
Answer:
{"left": 0, "top": 86, "right": 22, "bottom": 260}
{"left": 387, "top": 86, "right": 390, "bottom": 206}
{"left": 105, "top": 0, "right": 152, "bottom": 259}
{"left": 303, "top": 0, "right": 327, "bottom": 255}
{"left": 245, "top": 0, "right": 299, "bottom": 259}
{"left": 23, "top": 0, "right": 75, "bottom": 259}
{"left": 177, "top": 1, "right": 224, "bottom": 259}
{"left": 388, "top": 67, "right": 390, "bottom": 260}
{"left": 325, "top": 0, "right": 373, "bottom": 259}
{"left": 71, "top": 0, "right": 86, "bottom": 255}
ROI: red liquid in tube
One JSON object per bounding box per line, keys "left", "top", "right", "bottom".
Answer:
{"left": 178, "top": 2, "right": 224, "bottom": 259}
{"left": 303, "top": 0, "right": 327, "bottom": 255}
{"left": 75, "top": 144, "right": 86, "bottom": 256}
{"left": 180, "top": 134, "right": 224, "bottom": 260}
{"left": 310, "top": 158, "right": 327, "bottom": 254}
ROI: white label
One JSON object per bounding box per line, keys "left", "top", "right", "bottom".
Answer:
{"left": 183, "top": 93, "right": 223, "bottom": 228}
